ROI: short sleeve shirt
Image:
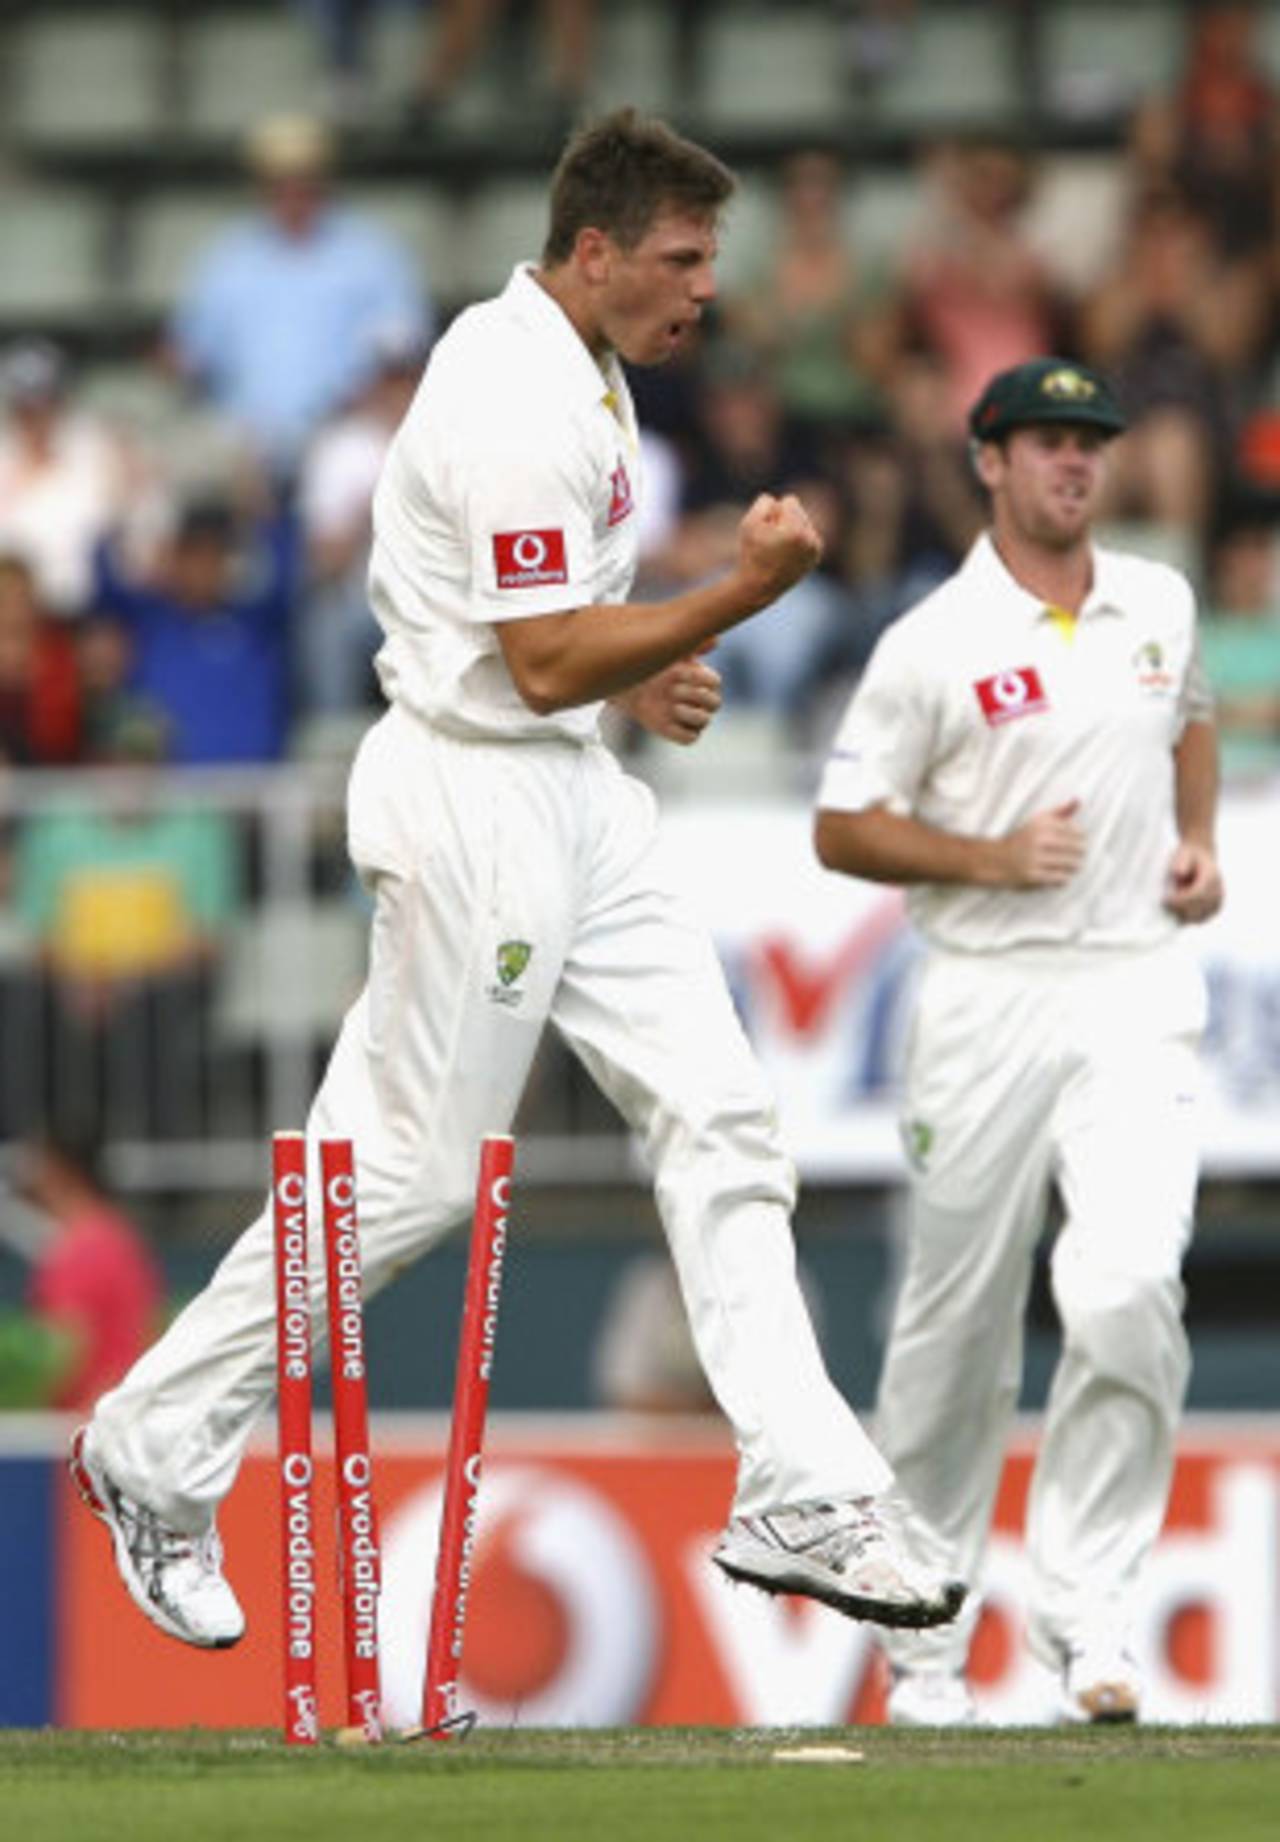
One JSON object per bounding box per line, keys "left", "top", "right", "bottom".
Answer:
{"left": 368, "top": 265, "right": 641, "bottom": 741}
{"left": 817, "top": 534, "right": 1214, "bottom": 951}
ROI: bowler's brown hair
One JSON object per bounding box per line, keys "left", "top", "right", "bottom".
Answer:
{"left": 543, "top": 108, "right": 734, "bottom": 264}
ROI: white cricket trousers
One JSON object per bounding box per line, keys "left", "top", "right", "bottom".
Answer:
{"left": 877, "top": 938, "right": 1206, "bottom": 1675}
{"left": 94, "top": 709, "right": 890, "bottom": 1529}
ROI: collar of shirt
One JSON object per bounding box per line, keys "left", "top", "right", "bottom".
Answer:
{"left": 964, "top": 531, "right": 1126, "bottom": 629}
{"left": 501, "top": 263, "right": 621, "bottom": 414}
{"left": 502, "top": 264, "right": 635, "bottom": 442}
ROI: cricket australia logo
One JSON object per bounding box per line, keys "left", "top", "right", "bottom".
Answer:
{"left": 1133, "top": 639, "right": 1175, "bottom": 693}
{"left": 489, "top": 939, "right": 533, "bottom": 1007}
{"left": 1040, "top": 367, "right": 1096, "bottom": 404}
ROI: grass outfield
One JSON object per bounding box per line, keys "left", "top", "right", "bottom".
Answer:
{"left": 3, "top": 1727, "right": 1279, "bottom": 1841}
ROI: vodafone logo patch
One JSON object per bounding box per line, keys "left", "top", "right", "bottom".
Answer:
{"left": 974, "top": 667, "right": 1049, "bottom": 726}
{"left": 493, "top": 528, "right": 568, "bottom": 589}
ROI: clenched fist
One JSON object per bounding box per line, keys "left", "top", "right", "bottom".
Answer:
{"left": 619, "top": 650, "right": 723, "bottom": 746}
{"left": 1164, "top": 839, "right": 1223, "bottom": 924}
{"left": 736, "top": 493, "right": 824, "bottom": 606}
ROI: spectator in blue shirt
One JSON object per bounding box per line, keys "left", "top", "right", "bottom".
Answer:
{"left": 169, "top": 114, "right": 433, "bottom": 481}
{"left": 93, "top": 501, "right": 298, "bottom": 765}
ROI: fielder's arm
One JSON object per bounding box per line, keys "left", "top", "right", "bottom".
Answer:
{"left": 814, "top": 799, "right": 1086, "bottom": 890}
{"left": 1165, "top": 718, "right": 1224, "bottom": 922}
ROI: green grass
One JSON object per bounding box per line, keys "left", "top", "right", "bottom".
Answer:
{"left": 2, "top": 1727, "right": 1278, "bottom": 1842}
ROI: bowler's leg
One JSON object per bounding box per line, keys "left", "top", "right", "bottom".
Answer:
{"left": 88, "top": 722, "right": 569, "bottom": 1539}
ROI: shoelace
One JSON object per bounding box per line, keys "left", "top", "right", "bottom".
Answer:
{"left": 817, "top": 1502, "right": 889, "bottom": 1570}
{"left": 113, "top": 1485, "right": 216, "bottom": 1582}
{"left": 196, "top": 1529, "right": 225, "bottom": 1577}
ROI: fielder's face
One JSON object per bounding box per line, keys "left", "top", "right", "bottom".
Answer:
{"left": 981, "top": 423, "right": 1111, "bottom": 553}
{"left": 593, "top": 209, "right": 719, "bottom": 366}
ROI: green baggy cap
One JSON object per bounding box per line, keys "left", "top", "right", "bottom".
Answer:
{"left": 968, "top": 357, "right": 1127, "bottom": 443}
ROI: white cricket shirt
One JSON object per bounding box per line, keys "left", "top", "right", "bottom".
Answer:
{"left": 818, "top": 534, "right": 1215, "bottom": 952}
{"left": 367, "top": 264, "right": 641, "bottom": 741}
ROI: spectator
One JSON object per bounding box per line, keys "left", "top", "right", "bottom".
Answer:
{"left": 1200, "top": 515, "right": 1280, "bottom": 779}
{"left": 403, "top": 0, "right": 596, "bottom": 131}
{"left": 839, "top": 0, "right": 916, "bottom": 96}
{"left": 12, "top": 711, "right": 240, "bottom": 1141}
{"left": 881, "top": 352, "right": 987, "bottom": 568}
{"left": 680, "top": 343, "right": 820, "bottom": 516}
{"left": 899, "top": 137, "right": 1060, "bottom": 433}
{"left": 1079, "top": 187, "right": 1268, "bottom": 544}
{"left": 823, "top": 354, "right": 986, "bottom": 688}
{"left": 168, "top": 114, "right": 432, "bottom": 483}
{"left": 0, "top": 340, "right": 158, "bottom": 618}
{"left": 74, "top": 615, "right": 166, "bottom": 768}
{"left": 0, "top": 1135, "right": 164, "bottom": 1413}
{"left": 644, "top": 346, "right": 848, "bottom": 727}
{"left": 593, "top": 1248, "right": 829, "bottom": 1416}
{"left": 722, "top": 148, "right": 900, "bottom": 446}
{"left": 0, "top": 554, "right": 82, "bottom": 766}
{"left": 92, "top": 500, "right": 298, "bottom": 765}
{"left": 592, "top": 1252, "right": 717, "bottom": 1414}
{"left": 295, "top": 325, "right": 427, "bottom": 716}
{"left": 1129, "top": 2, "right": 1277, "bottom": 262}
{"left": 292, "top": 1, "right": 427, "bottom": 125}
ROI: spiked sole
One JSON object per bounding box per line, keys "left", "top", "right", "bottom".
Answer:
{"left": 713, "top": 1544, "right": 967, "bottom": 1630}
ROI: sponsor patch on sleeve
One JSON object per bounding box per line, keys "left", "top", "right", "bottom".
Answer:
{"left": 973, "top": 667, "right": 1049, "bottom": 725}
{"left": 607, "top": 462, "right": 633, "bottom": 528}
{"left": 492, "top": 528, "right": 569, "bottom": 588}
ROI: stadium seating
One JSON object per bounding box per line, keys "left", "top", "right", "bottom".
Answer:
{"left": 694, "top": 6, "right": 848, "bottom": 134}
{"left": 0, "top": 183, "right": 108, "bottom": 322}
{"left": 0, "top": 0, "right": 1194, "bottom": 338}
{"left": 183, "top": 11, "right": 320, "bottom": 140}
{"left": 1039, "top": 0, "right": 1184, "bottom": 118}
{"left": 586, "top": 2, "right": 682, "bottom": 118}
{"left": 866, "top": 7, "right": 1022, "bottom": 130}
{"left": 359, "top": 184, "right": 467, "bottom": 309}
{"left": 7, "top": 9, "right": 170, "bottom": 147}
{"left": 457, "top": 177, "right": 555, "bottom": 301}
{"left": 117, "top": 190, "right": 248, "bottom": 316}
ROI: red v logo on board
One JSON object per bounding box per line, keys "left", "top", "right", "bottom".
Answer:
{"left": 754, "top": 899, "right": 904, "bottom": 1038}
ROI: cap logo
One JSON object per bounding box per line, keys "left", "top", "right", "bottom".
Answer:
{"left": 1039, "top": 367, "right": 1096, "bottom": 403}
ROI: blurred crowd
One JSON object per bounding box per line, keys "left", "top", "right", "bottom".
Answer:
{"left": 4, "top": 4, "right": 1280, "bottom": 797}
{"left": 0, "top": 0, "right": 1278, "bottom": 1404}
{"left": 3, "top": 4, "right": 1280, "bottom": 1156}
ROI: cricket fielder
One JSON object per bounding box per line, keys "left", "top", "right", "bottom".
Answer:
{"left": 815, "top": 357, "right": 1223, "bottom": 1724}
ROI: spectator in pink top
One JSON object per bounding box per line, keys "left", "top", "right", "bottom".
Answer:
{"left": 900, "top": 138, "right": 1060, "bottom": 433}
{"left": 19, "top": 1135, "right": 164, "bottom": 1412}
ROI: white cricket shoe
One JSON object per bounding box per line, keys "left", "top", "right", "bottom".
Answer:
{"left": 1061, "top": 1639, "right": 1141, "bottom": 1724}
{"left": 70, "top": 1425, "right": 245, "bottom": 1650}
{"left": 887, "top": 1667, "right": 978, "bottom": 1727}
{"left": 712, "top": 1495, "right": 967, "bottom": 1629}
